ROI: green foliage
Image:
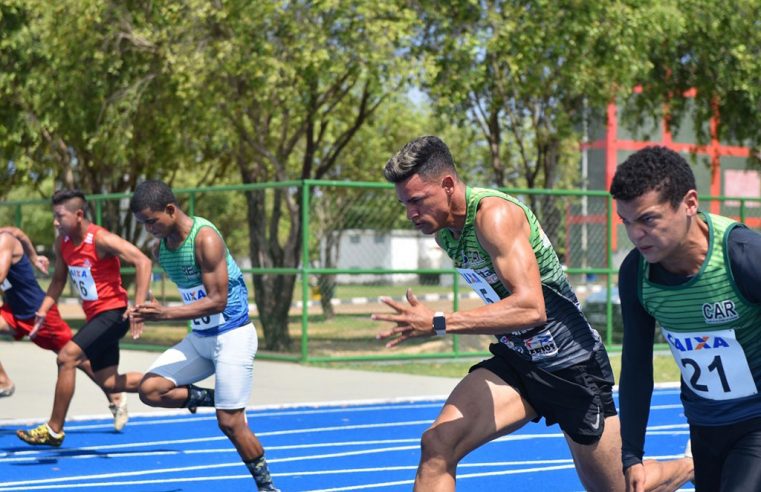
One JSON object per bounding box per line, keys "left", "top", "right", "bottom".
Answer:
{"left": 623, "top": 0, "right": 761, "bottom": 160}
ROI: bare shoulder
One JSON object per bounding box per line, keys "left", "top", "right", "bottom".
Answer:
{"left": 475, "top": 197, "right": 527, "bottom": 233}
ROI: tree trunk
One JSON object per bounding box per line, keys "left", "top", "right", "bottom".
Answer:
{"left": 244, "top": 187, "right": 302, "bottom": 351}
{"left": 317, "top": 229, "right": 342, "bottom": 319}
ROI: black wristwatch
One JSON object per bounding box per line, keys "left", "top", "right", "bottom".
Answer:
{"left": 433, "top": 311, "right": 446, "bottom": 336}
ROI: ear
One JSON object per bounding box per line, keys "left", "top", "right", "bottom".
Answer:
{"left": 165, "top": 203, "right": 177, "bottom": 217}
{"left": 683, "top": 189, "right": 699, "bottom": 216}
{"left": 441, "top": 175, "right": 456, "bottom": 196}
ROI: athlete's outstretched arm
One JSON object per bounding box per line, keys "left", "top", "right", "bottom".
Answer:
{"left": 0, "top": 227, "right": 48, "bottom": 274}
{"left": 375, "top": 197, "right": 547, "bottom": 347}
{"left": 617, "top": 250, "right": 658, "bottom": 491}
{"left": 95, "top": 230, "right": 152, "bottom": 338}
{"left": 131, "top": 227, "right": 229, "bottom": 322}
{"left": 30, "top": 237, "right": 69, "bottom": 338}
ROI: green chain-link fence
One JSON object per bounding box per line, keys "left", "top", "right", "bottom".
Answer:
{"left": 3, "top": 180, "right": 760, "bottom": 362}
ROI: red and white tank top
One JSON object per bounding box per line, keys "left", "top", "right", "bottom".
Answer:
{"left": 60, "top": 223, "right": 128, "bottom": 320}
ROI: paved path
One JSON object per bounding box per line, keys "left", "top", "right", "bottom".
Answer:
{"left": 0, "top": 339, "right": 460, "bottom": 423}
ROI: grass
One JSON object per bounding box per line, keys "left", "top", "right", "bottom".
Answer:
{"left": 309, "top": 351, "right": 682, "bottom": 384}
{"left": 116, "top": 315, "right": 682, "bottom": 384}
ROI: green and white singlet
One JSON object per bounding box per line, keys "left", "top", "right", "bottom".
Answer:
{"left": 640, "top": 213, "right": 761, "bottom": 425}
{"left": 159, "top": 216, "right": 249, "bottom": 336}
{"left": 437, "top": 187, "right": 602, "bottom": 371}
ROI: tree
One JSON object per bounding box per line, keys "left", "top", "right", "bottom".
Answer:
{"left": 0, "top": 0, "right": 215, "bottom": 245}
{"left": 416, "top": 0, "right": 673, "bottom": 222}
{"left": 165, "top": 0, "right": 418, "bottom": 350}
{"left": 622, "top": 0, "right": 761, "bottom": 161}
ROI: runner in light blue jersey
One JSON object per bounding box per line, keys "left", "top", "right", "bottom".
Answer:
{"left": 130, "top": 180, "right": 278, "bottom": 492}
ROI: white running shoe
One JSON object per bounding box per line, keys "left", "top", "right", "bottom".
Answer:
{"left": 109, "top": 393, "right": 129, "bottom": 432}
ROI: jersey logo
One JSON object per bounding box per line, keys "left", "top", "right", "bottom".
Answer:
{"left": 666, "top": 333, "right": 731, "bottom": 352}
{"left": 524, "top": 331, "right": 559, "bottom": 359}
{"left": 181, "top": 265, "right": 200, "bottom": 279}
{"left": 459, "top": 250, "right": 483, "bottom": 267}
{"left": 702, "top": 300, "right": 739, "bottom": 324}
{"left": 84, "top": 232, "right": 94, "bottom": 244}
{"left": 181, "top": 288, "right": 207, "bottom": 302}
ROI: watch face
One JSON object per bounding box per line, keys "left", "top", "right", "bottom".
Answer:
{"left": 433, "top": 314, "right": 446, "bottom": 335}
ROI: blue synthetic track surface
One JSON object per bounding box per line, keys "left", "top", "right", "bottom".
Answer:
{"left": 0, "top": 388, "right": 691, "bottom": 491}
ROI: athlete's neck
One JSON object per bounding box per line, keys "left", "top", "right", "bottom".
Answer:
{"left": 659, "top": 214, "right": 709, "bottom": 276}
{"left": 67, "top": 220, "right": 91, "bottom": 245}
{"left": 165, "top": 213, "right": 194, "bottom": 250}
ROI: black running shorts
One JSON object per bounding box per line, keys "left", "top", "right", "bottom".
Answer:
{"left": 691, "top": 415, "right": 761, "bottom": 491}
{"left": 470, "top": 343, "right": 617, "bottom": 445}
{"left": 71, "top": 308, "right": 129, "bottom": 372}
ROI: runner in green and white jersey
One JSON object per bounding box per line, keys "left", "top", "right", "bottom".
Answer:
{"left": 374, "top": 136, "right": 693, "bottom": 491}
{"left": 130, "top": 180, "right": 278, "bottom": 492}
{"left": 613, "top": 146, "right": 761, "bottom": 492}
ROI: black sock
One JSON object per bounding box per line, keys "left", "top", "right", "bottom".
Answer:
{"left": 183, "top": 384, "right": 214, "bottom": 408}
{"left": 244, "top": 454, "right": 277, "bottom": 491}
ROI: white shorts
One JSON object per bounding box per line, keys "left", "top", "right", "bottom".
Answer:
{"left": 146, "top": 323, "right": 258, "bottom": 409}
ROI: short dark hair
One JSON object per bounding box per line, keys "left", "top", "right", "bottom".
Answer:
{"left": 384, "top": 135, "right": 458, "bottom": 183}
{"left": 52, "top": 189, "right": 89, "bottom": 216}
{"left": 129, "top": 180, "right": 178, "bottom": 213}
{"left": 610, "top": 146, "right": 696, "bottom": 208}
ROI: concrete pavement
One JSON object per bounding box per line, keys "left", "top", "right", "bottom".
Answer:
{"left": 0, "top": 339, "right": 460, "bottom": 424}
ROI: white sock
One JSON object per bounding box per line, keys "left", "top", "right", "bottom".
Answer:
{"left": 45, "top": 423, "right": 63, "bottom": 437}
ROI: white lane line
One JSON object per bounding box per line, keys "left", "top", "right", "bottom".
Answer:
{"left": 3, "top": 419, "right": 432, "bottom": 459}
{"left": 305, "top": 463, "right": 580, "bottom": 491}
{"left": 0, "top": 462, "right": 582, "bottom": 492}
{"left": 62, "top": 402, "right": 445, "bottom": 431}
{"left": 0, "top": 444, "right": 423, "bottom": 488}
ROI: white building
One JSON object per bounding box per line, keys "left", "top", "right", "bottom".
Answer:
{"left": 327, "top": 229, "right": 453, "bottom": 285}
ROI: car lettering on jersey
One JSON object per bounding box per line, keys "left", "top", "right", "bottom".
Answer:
{"left": 702, "top": 300, "right": 739, "bottom": 324}
{"left": 666, "top": 333, "right": 731, "bottom": 352}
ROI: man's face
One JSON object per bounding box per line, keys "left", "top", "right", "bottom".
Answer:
{"left": 395, "top": 173, "right": 450, "bottom": 235}
{"left": 616, "top": 189, "right": 694, "bottom": 264}
{"left": 52, "top": 203, "right": 81, "bottom": 237}
{"left": 133, "top": 206, "right": 174, "bottom": 239}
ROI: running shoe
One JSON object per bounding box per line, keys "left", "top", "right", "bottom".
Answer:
{"left": 17, "top": 424, "right": 64, "bottom": 447}
{"left": 0, "top": 383, "right": 15, "bottom": 397}
{"left": 109, "top": 392, "right": 129, "bottom": 432}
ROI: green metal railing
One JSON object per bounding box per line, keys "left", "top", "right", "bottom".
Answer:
{"left": 2, "top": 181, "right": 758, "bottom": 362}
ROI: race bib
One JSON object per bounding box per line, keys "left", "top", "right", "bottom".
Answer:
{"left": 178, "top": 285, "right": 225, "bottom": 330}
{"left": 458, "top": 268, "right": 500, "bottom": 304}
{"left": 68, "top": 266, "right": 98, "bottom": 301}
{"left": 663, "top": 327, "right": 757, "bottom": 401}
{"left": 0, "top": 279, "right": 11, "bottom": 290}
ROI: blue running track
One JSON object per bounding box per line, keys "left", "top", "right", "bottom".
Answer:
{"left": 0, "top": 388, "right": 691, "bottom": 491}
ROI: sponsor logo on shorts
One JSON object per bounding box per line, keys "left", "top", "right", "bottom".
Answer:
{"left": 666, "top": 333, "right": 730, "bottom": 352}
{"left": 589, "top": 405, "right": 601, "bottom": 430}
{"left": 702, "top": 300, "right": 739, "bottom": 324}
